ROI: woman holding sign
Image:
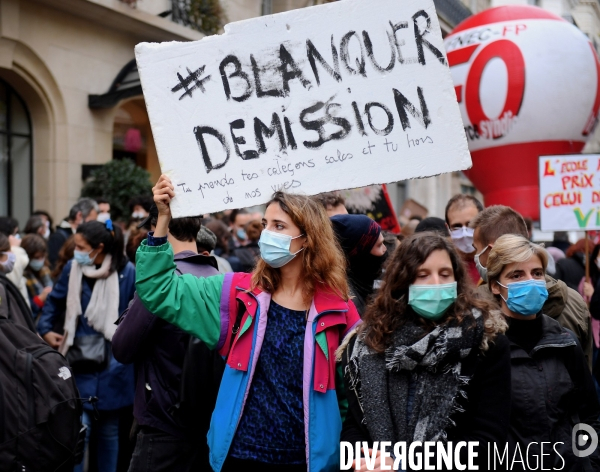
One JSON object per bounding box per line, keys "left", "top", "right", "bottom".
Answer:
{"left": 339, "top": 232, "right": 511, "bottom": 471}
{"left": 135, "top": 174, "right": 360, "bottom": 472}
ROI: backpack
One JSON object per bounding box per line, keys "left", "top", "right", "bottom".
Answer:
{"left": 0, "top": 274, "right": 86, "bottom": 472}
{"left": 177, "top": 301, "right": 244, "bottom": 431}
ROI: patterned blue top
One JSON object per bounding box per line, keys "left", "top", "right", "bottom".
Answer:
{"left": 229, "top": 300, "right": 306, "bottom": 464}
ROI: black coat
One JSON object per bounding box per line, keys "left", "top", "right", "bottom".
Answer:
{"left": 506, "top": 314, "right": 600, "bottom": 471}
{"left": 554, "top": 253, "right": 586, "bottom": 292}
{"left": 340, "top": 332, "right": 511, "bottom": 470}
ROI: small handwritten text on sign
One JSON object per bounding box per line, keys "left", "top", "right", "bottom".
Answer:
{"left": 135, "top": 0, "right": 470, "bottom": 216}
{"left": 539, "top": 154, "right": 600, "bottom": 231}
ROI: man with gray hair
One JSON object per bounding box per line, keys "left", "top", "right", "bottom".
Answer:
{"left": 48, "top": 198, "right": 99, "bottom": 268}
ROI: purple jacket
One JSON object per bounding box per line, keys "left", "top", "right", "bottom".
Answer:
{"left": 112, "top": 250, "right": 219, "bottom": 438}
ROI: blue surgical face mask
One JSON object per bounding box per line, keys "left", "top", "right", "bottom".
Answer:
{"left": 258, "top": 229, "right": 305, "bottom": 268}
{"left": 474, "top": 245, "right": 490, "bottom": 282}
{"left": 74, "top": 249, "right": 96, "bottom": 266}
{"left": 0, "top": 252, "right": 16, "bottom": 274}
{"left": 408, "top": 282, "right": 458, "bottom": 321}
{"left": 496, "top": 279, "right": 548, "bottom": 316}
{"left": 29, "top": 258, "right": 46, "bottom": 272}
{"left": 237, "top": 229, "right": 247, "bottom": 241}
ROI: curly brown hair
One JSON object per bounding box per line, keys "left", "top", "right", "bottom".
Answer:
{"left": 362, "top": 232, "right": 499, "bottom": 353}
{"left": 251, "top": 192, "right": 349, "bottom": 304}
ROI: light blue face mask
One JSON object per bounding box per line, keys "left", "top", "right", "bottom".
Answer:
{"left": 236, "top": 229, "right": 247, "bottom": 241}
{"left": 29, "top": 258, "right": 46, "bottom": 272}
{"left": 408, "top": 282, "right": 458, "bottom": 321}
{"left": 496, "top": 279, "right": 548, "bottom": 316}
{"left": 258, "top": 229, "right": 304, "bottom": 268}
{"left": 73, "top": 249, "right": 96, "bottom": 267}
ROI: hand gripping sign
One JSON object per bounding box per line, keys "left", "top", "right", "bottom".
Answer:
{"left": 135, "top": 0, "right": 470, "bottom": 216}
{"left": 444, "top": 6, "right": 600, "bottom": 220}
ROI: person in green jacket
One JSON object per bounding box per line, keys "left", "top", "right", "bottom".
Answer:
{"left": 135, "top": 174, "right": 361, "bottom": 472}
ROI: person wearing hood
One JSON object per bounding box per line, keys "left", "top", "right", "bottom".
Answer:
{"left": 330, "top": 214, "right": 387, "bottom": 317}
{"left": 554, "top": 238, "right": 589, "bottom": 291}
{"left": 471, "top": 205, "right": 593, "bottom": 369}
{"left": 445, "top": 194, "right": 483, "bottom": 285}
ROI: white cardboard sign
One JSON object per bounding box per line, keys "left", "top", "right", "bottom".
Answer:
{"left": 135, "top": 0, "right": 471, "bottom": 216}
{"left": 539, "top": 154, "right": 600, "bottom": 231}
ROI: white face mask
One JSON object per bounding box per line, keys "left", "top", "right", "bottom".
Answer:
{"left": 131, "top": 211, "right": 147, "bottom": 219}
{"left": 450, "top": 226, "right": 475, "bottom": 254}
{"left": 97, "top": 212, "right": 111, "bottom": 224}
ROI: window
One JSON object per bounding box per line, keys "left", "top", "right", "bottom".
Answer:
{"left": 0, "top": 80, "right": 32, "bottom": 223}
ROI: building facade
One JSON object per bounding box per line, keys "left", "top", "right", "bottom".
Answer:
{"left": 5, "top": 0, "right": 594, "bottom": 225}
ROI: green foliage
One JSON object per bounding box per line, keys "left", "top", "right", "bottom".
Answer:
{"left": 80, "top": 159, "right": 152, "bottom": 222}
{"left": 188, "top": 0, "right": 226, "bottom": 35}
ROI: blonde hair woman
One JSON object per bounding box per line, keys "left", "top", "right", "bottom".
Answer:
{"left": 134, "top": 175, "right": 360, "bottom": 472}
{"left": 487, "top": 234, "right": 600, "bottom": 470}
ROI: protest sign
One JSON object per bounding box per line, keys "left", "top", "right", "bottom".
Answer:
{"left": 342, "top": 184, "right": 401, "bottom": 233}
{"left": 135, "top": 0, "right": 471, "bottom": 216}
{"left": 539, "top": 154, "right": 600, "bottom": 231}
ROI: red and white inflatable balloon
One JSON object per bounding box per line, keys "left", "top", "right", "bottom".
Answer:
{"left": 444, "top": 6, "right": 600, "bottom": 219}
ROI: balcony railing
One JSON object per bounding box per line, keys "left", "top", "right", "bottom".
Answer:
{"left": 171, "top": 0, "right": 225, "bottom": 35}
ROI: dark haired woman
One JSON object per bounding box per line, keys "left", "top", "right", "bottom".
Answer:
{"left": 21, "top": 233, "right": 53, "bottom": 321}
{"left": 339, "top": 232, "right": 511, "bottom": 471}
{"left": 38, "top": 220, "right": 136, "bottom": 472}
{"left": 134, "top": 175, "right": 360, "bottom": 472}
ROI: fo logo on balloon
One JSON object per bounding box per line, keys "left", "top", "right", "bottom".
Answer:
{"left": 444, "top": 5, "right": 600, "bottom": 221}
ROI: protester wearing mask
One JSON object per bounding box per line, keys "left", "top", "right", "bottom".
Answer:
{"left": 38, "top": 220, "right": 135, "bottom": 472}
{"left": 0, "top": 234, "right": 16, "bottom": 275}
{"left": 97, "top": 198, "right": 112, "bottom": 224}
{"left": 0, "top": 216, "right": 30, "bottom": 306}
{"left": 339, "top": 232, "right": 510, "bottom": 471}
{"left": 32, "top": 210, "right": 54, "bottom": 239}
{"left": 21, "top": 234, "right": 53, "bottom": 321}
{"left": 471, "top": 205, "right": 593, "bottom": 369}
{"left": 229, "top": 209, "right": 253, "bottom": 249}
{"left": 134, "top": 174, "right": 360, "bottom": 472}
{"left": 232, "top": 220, "right": 263, "bottom": 273}
{"left": 331, "top": 214, "right": 387, "bottom": 317}
{"left": 24, "top": 215, "right": 50, "bottom": 240}
{"left": 48, "top": 198, "right": 99, "bottom": 269}
{"left": 487, "top": 234, "right": 600, "bottom": 470}
{"left": 445, "top": 194, "right": 483, "bottom": 285}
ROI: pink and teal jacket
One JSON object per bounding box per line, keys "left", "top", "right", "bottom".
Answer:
{"left": 135, "top": 241, "right": 361, "bottom": 471}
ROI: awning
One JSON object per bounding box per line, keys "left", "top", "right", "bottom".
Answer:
{"left": 88, "top": 59, "right": 142, "bottom": 109}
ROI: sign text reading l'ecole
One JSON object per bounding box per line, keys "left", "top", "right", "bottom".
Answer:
{"left": 135, "top": 0, "right": 471, "bottom": 216}
{"left": 539, "top": 154, "right": 600, "bottom": 231}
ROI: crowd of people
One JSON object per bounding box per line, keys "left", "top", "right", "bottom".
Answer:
{"left": 1, "top": 178, "right": 600, "bottom": 471}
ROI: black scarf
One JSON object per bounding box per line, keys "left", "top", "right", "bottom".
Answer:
{"left": 346, "top": 310, "right": 484, "bottom": 443}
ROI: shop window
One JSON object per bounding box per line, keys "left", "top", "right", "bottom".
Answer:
{"left": 0, "top": 79, "right": 32, "bottom": 223}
